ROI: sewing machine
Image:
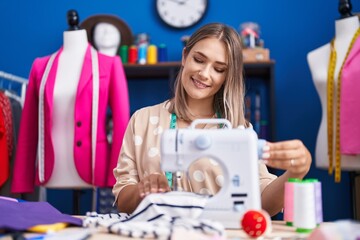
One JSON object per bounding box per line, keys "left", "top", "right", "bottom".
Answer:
{"left": 161, "top": 118, "right": 265, "bottom": 229}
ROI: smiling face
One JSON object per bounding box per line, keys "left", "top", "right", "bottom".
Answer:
{"left": 169, "top": 23, "right": 246, "bottom": 127}
{"left": 181, "top": 37, "right": 228, "bottom": 106}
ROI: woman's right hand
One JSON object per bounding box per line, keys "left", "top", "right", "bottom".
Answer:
{"left": 137, "top": 173, "right": 171, "bottom": 198}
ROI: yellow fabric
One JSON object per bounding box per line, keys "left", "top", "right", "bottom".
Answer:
{"left": 28, "top": 222, "right": 68, "bottom": 233}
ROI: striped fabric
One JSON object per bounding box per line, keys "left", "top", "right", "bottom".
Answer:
{"left": 83, "top": 191, "right": 225, "bottom": 239}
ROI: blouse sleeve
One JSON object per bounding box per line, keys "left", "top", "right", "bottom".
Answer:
{"left": 112, "top": 111, "right": 139, "bottom": 202}
{"left": 258, "top": 161, "right": 277, "bottom": 193}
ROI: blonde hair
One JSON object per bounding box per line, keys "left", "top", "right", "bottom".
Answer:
{"left": 168, "top": 23, "right": 248, "bottom": 127}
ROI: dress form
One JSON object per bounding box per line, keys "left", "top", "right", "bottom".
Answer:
{"left": 93, "top": 22, "right": 121, "bottom": 56}
{"left": 307, "top": 15, "right": 360, "bottom": 170}
{"left": 46, "top": 11, "right": 91, "bottom": 188}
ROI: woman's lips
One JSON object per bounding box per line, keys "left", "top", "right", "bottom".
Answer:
{"left": 192, "top": 77, "right": 209, "bottom": 89}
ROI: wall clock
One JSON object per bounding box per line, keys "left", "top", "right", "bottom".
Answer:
{"left": 156, "top": 0, "right": 208, "bottom": 29}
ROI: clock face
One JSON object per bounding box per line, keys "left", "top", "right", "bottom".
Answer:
{"left": 156, "top": 0, "right": 208, "bottom": 29}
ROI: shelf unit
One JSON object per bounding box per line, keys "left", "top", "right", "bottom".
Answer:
{"left": 123, "top": 60, "right": 276, "bottom": 141}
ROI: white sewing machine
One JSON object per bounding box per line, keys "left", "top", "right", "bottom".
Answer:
{"left": 161, "top": 118, "right": 264, "bottom": 229}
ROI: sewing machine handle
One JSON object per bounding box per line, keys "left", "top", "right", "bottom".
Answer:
{"left": 190, "top": 118, "right": 232, "bottom": 129}
{"left": 190, "top": 118, "right": 266, "bottom": 159}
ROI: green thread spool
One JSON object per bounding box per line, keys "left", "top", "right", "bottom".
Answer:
{"left": 120, "top": 45, "right": 128, "bottom": 64}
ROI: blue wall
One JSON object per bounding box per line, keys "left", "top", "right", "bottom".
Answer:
{"left": 1, "top": 0, "right": 359, "bottom": 221}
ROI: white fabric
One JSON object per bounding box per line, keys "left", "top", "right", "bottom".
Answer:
{"left": 83, "top": 192, "right": 225, "bottom": 239}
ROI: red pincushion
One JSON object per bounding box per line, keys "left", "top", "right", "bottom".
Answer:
{"left": 241, "top": 209, "right": 271, "bottom": 238}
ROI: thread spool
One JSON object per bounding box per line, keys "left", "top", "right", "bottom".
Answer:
{"left": 314, "top": 181, "right": 323, "bottom": 225}
{"left": 283, "top": 178, "right": 301, "bottom": 226}
{"left": 147, "top": 45, "right": 157, "bottom": 64}
{"left": 138, "top": 45, "right": 147, "bottom": 64}
{"left": 305, "top": 179, "right": 323, "bottom": 225}
{"left": 120, "top": 45, "right": 128, "bottom": 64}
{"left": 293, "top": 181, "right": 317, "bottom": 233}
{"left": 158, "top": 44, "right": 167, "bottom": 62}
{"left": 128, "top": 45, "right": 138, "bottom": 64}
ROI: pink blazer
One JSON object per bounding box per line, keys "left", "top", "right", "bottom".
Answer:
{"left": 11, "top": 45, "right": 130, "bottom": 193}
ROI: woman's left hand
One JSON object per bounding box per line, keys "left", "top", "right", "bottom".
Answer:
{"left": 261, "top": 139, "right": 312, "bottom": 178}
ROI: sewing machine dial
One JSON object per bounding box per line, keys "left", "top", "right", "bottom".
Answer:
{"left": 195, "top": 135, "right": 212, "bottom": 150}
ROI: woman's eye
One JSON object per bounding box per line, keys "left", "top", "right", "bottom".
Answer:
{"left": 215, "top": 68, "right": 226, "bottom": 73}
{"left": 194, "top": 57, "right": 203, "bottom": 63}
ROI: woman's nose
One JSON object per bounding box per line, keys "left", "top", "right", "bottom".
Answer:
{"left": 198, "top": 66, "right": 210, "bottom": 79}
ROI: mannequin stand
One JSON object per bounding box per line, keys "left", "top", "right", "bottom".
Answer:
{"left": 350, "top": 171, "right": 360, "bottom": 220}
{"left": 72, "top": 188, "right": 97, "bottom": 215}
{"left": 73, "top": 189, "right": 84, "bottom": 215}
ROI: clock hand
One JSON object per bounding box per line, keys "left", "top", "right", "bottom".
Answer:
{"left": 168, "top": 0, "right": 186, "bottom": 5}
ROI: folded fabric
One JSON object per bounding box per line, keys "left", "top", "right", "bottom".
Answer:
{"left": 0, "top": 198, "right": 82, "bottom": 231}
{"left": 83, "top": 191, "right": 225, "bottom": 239}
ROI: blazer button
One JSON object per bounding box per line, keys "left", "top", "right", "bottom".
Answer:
{"left": 76, "top": 121, "right": 82, "bottom": 127}
{"left": 76, "top": 141, "right": 82, "bottom": 147}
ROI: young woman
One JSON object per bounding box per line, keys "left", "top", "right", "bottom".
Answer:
{"left": 113, "top": 23, "right": 312, "bottom": 216}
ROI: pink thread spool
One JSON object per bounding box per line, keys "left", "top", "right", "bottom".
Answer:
{"left": 284, "top": 178, "right": 301, "bottom": 226}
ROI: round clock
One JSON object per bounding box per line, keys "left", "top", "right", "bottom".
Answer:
{"left": 156, "top": 0, "right": 208, "bottom": 29}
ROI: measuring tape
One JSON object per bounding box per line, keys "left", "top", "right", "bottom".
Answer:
{"left": 327, "top": 28, "right": 360, "bottom": 182}
{"left": 327, "top": 42, "right": 336, "bottom": 177}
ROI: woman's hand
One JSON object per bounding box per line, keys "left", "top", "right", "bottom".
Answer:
{"left": 137, "top": 173, "right": 171, "bottom": 198}
{"left": 261, "top": 140, "right": 312, "bottom": 178}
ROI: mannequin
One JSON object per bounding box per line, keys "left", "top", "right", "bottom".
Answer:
{"left": 67, "top": 9, "right": 81, "bottom": 31}
{"left": 93, "top": 22, "right": 121, "bottom": 57}
{"left": 11, "top": 10, "right": 130, "bottom": 193}
{"left": 307, "top": 4, "right": 360, "bottom": 173}
{"left": 46, "top": 11, "right": 90, "bottom": 188}
{"left": 80, "top": 14, "right": 133, "bottom": 58}
{"left": 338, "top": 0, "right": 353, "bottom": 19}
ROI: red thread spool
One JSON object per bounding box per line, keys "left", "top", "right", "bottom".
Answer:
{"left": 128, "top": 45, "right": 138, "bottom": 64}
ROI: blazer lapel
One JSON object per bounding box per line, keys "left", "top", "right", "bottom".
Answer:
{"left": 44, "top": 48, "right": 62, "bottom": 117}
{"left": 77, "top": 45, "right": 93, "bottom": 95}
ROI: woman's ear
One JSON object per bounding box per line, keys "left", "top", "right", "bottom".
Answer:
{"left": 181, "top": 47, "right": 187, "bottom": 67}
